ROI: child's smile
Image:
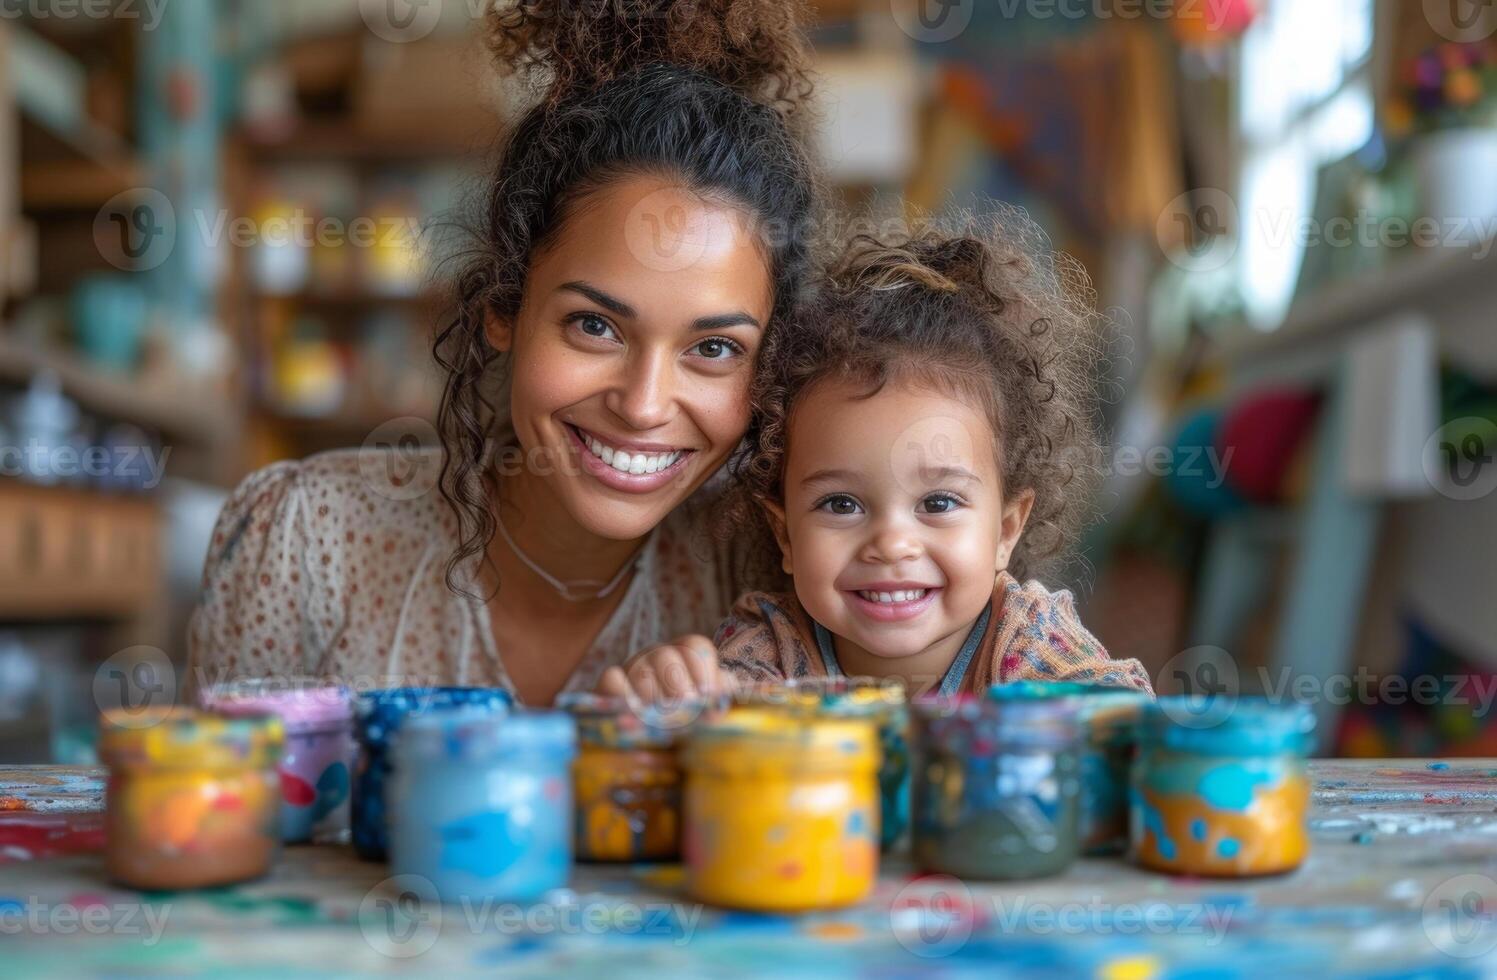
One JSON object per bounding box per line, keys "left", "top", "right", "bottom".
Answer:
{"left": 766, "top": 376, "right": 1033, "bottom": 687}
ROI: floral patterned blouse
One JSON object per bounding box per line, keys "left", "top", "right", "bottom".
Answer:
{"left": 186, "top": 448, "right": 754, "bottom": 704}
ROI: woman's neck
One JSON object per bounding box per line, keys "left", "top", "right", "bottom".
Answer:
{"left": 830, "top": 615, "right": 982, "bottom": 698}
{"left": 487, "top": 469, "right": 648, "bottom": 609}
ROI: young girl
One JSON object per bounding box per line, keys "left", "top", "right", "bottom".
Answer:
{"left": 598, "top": 215, "right": 1152, "bottom": 700}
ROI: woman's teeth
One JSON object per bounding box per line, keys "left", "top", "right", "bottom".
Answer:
{"left": 858, "top": 589, "right": 929, "bottom": 604}
{"left": 582, "top": 432, "right": 683, "bottom": 476}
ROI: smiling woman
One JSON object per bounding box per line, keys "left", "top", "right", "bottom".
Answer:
{"left": 186, "top": 0, "right": 821, "bottom": 706}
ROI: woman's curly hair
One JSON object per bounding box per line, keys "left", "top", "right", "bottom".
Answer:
{"left": 435, "top": 0, "right": 821, "bottom": 595}
{"left": 732, "top": 209, "right": 1107, "bottom": 582}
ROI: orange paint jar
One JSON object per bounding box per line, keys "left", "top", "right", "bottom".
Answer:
{"left": 100, "top": 707, "right": 283, "bottom": 889}
{"left": 562, "top": 695, "right": 702, "bottom": 863}
{"left": 682, "top": 708, "right": 879, "bottom": 912}
{"left": 1130, "top": 697, "right": 1314, "bottom": 877}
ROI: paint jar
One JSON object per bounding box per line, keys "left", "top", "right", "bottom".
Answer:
{"left": 911, "top": 695, "right": 1082, "bottom": 880}
{"left": 682, "top": 708, "right": 879, "bottom": 912}
{"left": 390, "top": 708, "right": 577, "bottom": 903}
{"left": 737, "top": 677, "right": 909, "bottom": 851}
{"left": 352, "top": 687, "right": 511, "bottom": 860}
{"left": 100, "top": 707, "right": 283, "bottom": 889}
{"left": 561, "top": 694, "right": 704, "bottom": 863}
{"left": 988, "top": 681, "right": 1150, "bottom": 854}
{"left": 1130, "top": 696, "right": 1315, "bottom": 877}
{"left": 201, "top": 680, "right": 354, "bottom": 844}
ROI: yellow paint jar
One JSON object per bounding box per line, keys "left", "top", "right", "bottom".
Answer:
{"left": 682, "top": 708, "right": 879, "bottom": 912}
{"left": 100, "top": 707, "right": 283, "bottom": 890}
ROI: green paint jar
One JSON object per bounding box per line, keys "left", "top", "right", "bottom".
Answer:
{"left": 988, "top": 681, "right": 1151, "bottom": 854}
{"left": 911, "top": 694, "right": 1082, "bottom": 879}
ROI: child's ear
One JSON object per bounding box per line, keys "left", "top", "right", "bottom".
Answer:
{"left": 760, "top": 498, "right": 794, "bottom": 575}
{"left": 995, "top": 489, "right": 1036, "bottom": 574}
{"left": 483, "top": 307, "right": 514, "bottom": 352}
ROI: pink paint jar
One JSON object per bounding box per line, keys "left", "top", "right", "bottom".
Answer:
{"left": 201, "top": 680, "right": 355, "bottom": 844}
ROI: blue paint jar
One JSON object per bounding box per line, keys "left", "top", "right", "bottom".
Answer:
{"left": 988, "top": 681, "right": 1150, "bottom": 854}
{"left": 351, "top": 687, "right": 511, "bottom": 861}
{"left": 1130, "top": 696, "right": 1315, "bottom": 877}
{"left": 390, "top": 708, "right": 577, "bottom": 903}
{"left": 912, "top": 694, "right": 1082, "bottom": 879}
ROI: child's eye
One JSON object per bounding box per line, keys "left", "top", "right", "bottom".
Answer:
{"left": 691, "top": 336, "right": 745, "bottom": 360}
{"left": 918, "top": 493, "right": 963, "bottom": 515}
{"left": 815, "top": 494, "right": 863, "bottom": 516}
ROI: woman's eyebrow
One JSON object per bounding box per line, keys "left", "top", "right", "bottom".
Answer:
{"left": 559, "top": 281, "right": 636, "bottom": 318}
{"left": 692, "top": 311, "right": 762, "bottom": 332}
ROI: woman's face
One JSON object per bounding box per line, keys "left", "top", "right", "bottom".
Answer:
{"left": 489, "top": 174, "right": 774, "bottom": 541}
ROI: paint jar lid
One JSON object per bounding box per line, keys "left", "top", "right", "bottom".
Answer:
{"left": 99, "top": 707, "right": 284, "bottom": 770}
{"left": 1137, "top": 696, "right": 1315, "bottom": 756}
{"left": 354, "top": 687, "right": 512, "bottom": 749}
{"left": 736, "top": 676, "right": 906, "bottom": 721}
{"left": 682, "top": 707, "right": 879, "bottom": 775}
{"left": 987, "top": 681, "right": 1150, "bottom": 746}
{"left": 914, "top": 694, "right": 1080, "bottom": 753}
{"left": 557, "top": 693, "right": 720, "bottom": 749}
{"left": 200, "top": 678, "right": 352, "bottom": 733}
{"left": 395, "top": 707, "right": 576, "bottom": 763}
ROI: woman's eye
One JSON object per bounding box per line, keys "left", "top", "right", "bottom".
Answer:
{"left": 692, "top": 337, "right": 744, "bottom": 360}
{"left": 919, "top": 494, "right": 961, "bottom": 515}
{"left": 577, "top": 314, "right": 614, "bottom": 339}
{"left": 817, "top": 494, "right": 862, "bottom": 516}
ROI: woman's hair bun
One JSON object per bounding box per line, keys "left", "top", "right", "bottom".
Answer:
{"left": 486, "top": 0, "right": 814, "bottom": 112}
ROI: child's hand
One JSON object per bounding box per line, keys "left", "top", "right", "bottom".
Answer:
{"left": 597, "top": 635, "right": 732, "bottom": 703}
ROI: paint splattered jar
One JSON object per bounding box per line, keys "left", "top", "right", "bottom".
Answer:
{"left": 201, "top": 680, "right": 354, "bottom": 844}
{"left": 1130, "top": 696, "right": 1315, "bottom": 877}
{"left": 988, "top": 681, "right": 1150, "bottom": 854}
{"left": 682, "top": 708, "right": 880, "bottom": 912}
{"left": 390, "top": 708, "right": 577, "bottom": 903}
{"left": 561, "top": 694, "right": 706, "bottom": 863}
{"left": 911, "top": 695, "right": 1082, "bottom": 880}
{"left": 100, "top": 707, "right": 283, "bottom": 890}
{"left": 737, "top": 677, "right": 909, "bottom": 851}
{"left": 352, "top": 687, "right": 511, "bottom": 860}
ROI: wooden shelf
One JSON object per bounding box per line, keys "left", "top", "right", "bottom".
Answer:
{"left": 1220, "top": 241, "right": 1497, "bottom": 364}
{"left": 239, "top": 122, "right": 492, "bottom": 164}
{"left": 18, "top": 113, "right": 144, "bottom": 210}
{"left": 0, "top": 334, "right": 233, "bottom": 448}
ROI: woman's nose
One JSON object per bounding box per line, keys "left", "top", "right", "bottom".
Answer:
{"left": 605, "top": 348, "right": 677, "bottom": 431}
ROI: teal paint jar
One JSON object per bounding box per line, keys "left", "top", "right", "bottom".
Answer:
{"left": 391, "top": 708, "right": 577, "bottom": 903}
{"left": 1129, "top": 696, "right": 1315, "bottom": 877}
{"left": 911, "top": 694, "right": 1082, "bottom": 879}
{"left": 988, "top": 681, "right": 1151, "bottom": 853}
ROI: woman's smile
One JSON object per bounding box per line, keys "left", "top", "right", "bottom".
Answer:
{"left": 565, "top": 423, "right": 697, "bottom": 494}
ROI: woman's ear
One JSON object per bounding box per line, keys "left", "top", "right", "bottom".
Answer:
{"left": 760, "top": 498, "right": 794, "bottom": 576}
{"left": 484, "top": 308, "right": 515, "bottom": 353}
{"left": 995, "top": 488, "right": 1036, "bottom": 574}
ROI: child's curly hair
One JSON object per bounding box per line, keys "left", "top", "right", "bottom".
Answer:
{"left": 732, "top": 209, "right": 1106, "bottom": 581}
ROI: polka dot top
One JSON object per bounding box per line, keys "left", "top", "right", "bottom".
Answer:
{"left": 186, "top": 448, "right": 753, "bottom": 704}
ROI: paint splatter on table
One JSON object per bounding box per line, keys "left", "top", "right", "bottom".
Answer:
{"left": 2, "top": 761, "right": 1495, "bottom": 977}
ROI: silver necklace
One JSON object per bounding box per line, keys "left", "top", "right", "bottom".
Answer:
{"left": 494, "top": 508, "right": 641, "bottom": 602}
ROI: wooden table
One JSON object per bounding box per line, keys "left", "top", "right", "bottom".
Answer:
{"left": 3, "top": 760, "right": 1496, "bottom": 977}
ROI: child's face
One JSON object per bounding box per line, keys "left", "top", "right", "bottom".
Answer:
{"left": 766, "top": 378, "right": 1034, "bottom": 664}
